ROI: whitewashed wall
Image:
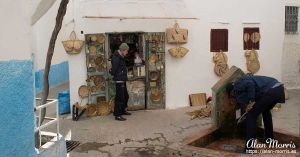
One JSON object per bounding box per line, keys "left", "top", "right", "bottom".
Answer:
{"left": 282, "top": 0, "right": 300, "bottom": 89}
{"left": 32, "top": 0, "right": 75, "bottom": 70}
{"left": 65, "top": 0, "right": 285, "bottom": 109}
{"left": 0, "top": 1, "right": 33, "bottom": 60}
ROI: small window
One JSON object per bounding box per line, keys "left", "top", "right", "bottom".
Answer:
{"left": 210, "top": 29, "right": 228, "bottom": 52}
{"left": 244, "top": 28, "right": 260, "bottom": 50}
{"left": 285, "top": 6, "right": 299, "bottom": 34}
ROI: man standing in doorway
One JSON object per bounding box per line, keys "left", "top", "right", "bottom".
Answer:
{"left": 110, "top": 43, "right": 132, "bottom": 121}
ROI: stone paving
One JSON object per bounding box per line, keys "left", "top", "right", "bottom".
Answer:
{"left": 41, "top": 83, "right": 300, "bottom": 157}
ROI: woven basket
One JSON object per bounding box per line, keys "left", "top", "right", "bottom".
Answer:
{"left": 150, "top": 88, "right": 161, "bottom": 102}
{"left": 166, "top": 22, "right": 188, "bottom": 44}
{"left": 98, "top": 101, "right": 111, "bottom": 116}
{"left": 108, "top": 97, "right": 115, "bottom": 113}
{"left": 86, "top": 104, "right": 98, "bottom": 117}
{"left": 78, "top": 85, "right": 89, "bottom": 98}
{"left": 168, "top": 47, "right": 189, "bottom": 58}
{"left": 62, "top": 31, "right": 84, "bottom": 54}
{"left": 97, "top": 34, "right": 105, "bottom": 44}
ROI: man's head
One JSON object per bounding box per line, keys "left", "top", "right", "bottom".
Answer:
{"left": 119, "top": 43, "right": 129, "bottom": 56}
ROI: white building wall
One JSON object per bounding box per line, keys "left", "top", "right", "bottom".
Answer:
{"left": 66, "top": 0, "right": 285, "bottom": 109}
{"left": 282, "top": 0, "right": 300, "bottom": 89}
{"left": 0, "top": 1, "right": 33, "bottom": 60}
{"left": 32, "top": 0, "right": 75, "bottom": 70}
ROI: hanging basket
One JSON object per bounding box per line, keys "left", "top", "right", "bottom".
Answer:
{"left": 62, "top": 31, "right": 84, "bottom": 54}
{"left": 166, "top": 22, "right": 188, "bottom": 44}
{"left": 168, "top": 47, "right": 189, "bottom": 58}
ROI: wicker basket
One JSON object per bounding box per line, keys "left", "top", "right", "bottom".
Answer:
{"left": 78, "top": 85, "right": 89, "bottom": 98}
{"left": 166, "top": 22, "right": 188, "bottom": 44}
{"left": 86, "top": 104, "right": 98, "bottom": 117}
{"left": 168, "top": 47, "right": 189, "bottom": 58}
{"left": 98, "top": 101, "right": 111, "bottom": 116}
{"left": 108, "top": 97, "right": 115, "bottom": 113}
{"left": 62, "top": 31, "right": 84, "bottom": 54}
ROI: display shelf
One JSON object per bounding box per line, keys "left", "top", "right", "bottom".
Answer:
{"left": 85, "top": 33, "right": 109, "bottom": 103}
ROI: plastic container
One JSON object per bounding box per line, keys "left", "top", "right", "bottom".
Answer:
{"left": 58, "top": 90, "right": 70, "bottom": 115}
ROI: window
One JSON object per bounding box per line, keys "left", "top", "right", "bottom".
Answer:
{"left": 210, "top": 29, "right": 228, "bottom": 52}
{"left": 285, "top": 6, "right": 299, "bottom": 34}
{"left": 244, "top": 27, "right": 260, "bottom": 50}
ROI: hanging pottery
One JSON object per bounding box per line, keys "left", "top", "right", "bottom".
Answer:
{"left": 62, "top": 31, "right": 84, "bottom": 54}
{"left": 168, "top": 47, "right": 189, "bottom": 58}
{"left": 213, "top": 51, "right": 229, "bottom": 77}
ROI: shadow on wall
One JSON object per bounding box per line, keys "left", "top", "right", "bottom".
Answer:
{"left": 35, "top": 61, "right": 69, "bottom": 93}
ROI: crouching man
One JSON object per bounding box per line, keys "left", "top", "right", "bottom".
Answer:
{"left": 226, "top": 75, "right": 285, "bottom": 153}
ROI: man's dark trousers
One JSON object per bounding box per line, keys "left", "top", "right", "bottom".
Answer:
{"left": 114, "top": 82, "right": 129, "bottom": 116}
{"left": 246, "top": 85, "right": 285, "bottom": 141}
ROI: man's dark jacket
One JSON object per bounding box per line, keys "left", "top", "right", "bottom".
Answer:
{"left": 110, "top": 51, "right": 128, "bottom": 81}
{"left": 234, "top": 75, "right": 283, "bottom": 105}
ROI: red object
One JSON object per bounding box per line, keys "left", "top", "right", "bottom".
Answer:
{"left": 206, "top": 96, "right": 212, "bottom": 103}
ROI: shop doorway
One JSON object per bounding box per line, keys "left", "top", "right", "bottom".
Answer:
{"left": 85, "top": 32, "right": 166, "bottom": 111}
{"left": 107, "top": 32, "right": 146, "bottom": 110}
{"left": 106, "top": 32, "right": 166, "bottom": 110}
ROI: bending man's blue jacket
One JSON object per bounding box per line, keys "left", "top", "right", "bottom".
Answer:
{"left": 234, "top": 75, "right": 280, "bottom": 105}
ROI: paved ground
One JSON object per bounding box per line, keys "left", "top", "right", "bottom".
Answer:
{"left": 39, "top": 83, "right": 300, "bottom": 157}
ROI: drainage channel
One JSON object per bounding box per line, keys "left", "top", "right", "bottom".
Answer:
{"left": 66, "top": 140, "right": 81, "bottom": 153}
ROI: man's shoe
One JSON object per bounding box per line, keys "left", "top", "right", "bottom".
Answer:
{"left": 123, "top": 111, "right": 132, "bottom": 115}
{"left": 115, "top": 116, "right": 126, "bottom": 121}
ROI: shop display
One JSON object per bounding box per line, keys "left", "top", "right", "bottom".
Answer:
{"left": 85, "top": 33, "right": 108, "bottom": 105}
{"left": 168, "top": 47, "right": 189, "bottom": 58}
{"left": 90, "top": 35, "right": 97, "bottom": 42}
{"left": 243, "top": 28, "right": 261, "bottom": 74}
{"left": 78, "top": 85, "right": 89, "bottom": 98}
{"left": 166, "top": 22, "right": 189, "bottom": 58}
{"left": 150, "top": 88, "right": 162, "bottom": 102}
{"left": 97, "top": 101, "right": 111, "bottom": 116}
{"left": 166, "top": 22, "right": 188, "bottom": 44}
{"left": 86, "top": 104, "right": 98, "bottom": 117}
{"left": 108, "top": 97, "right": 115, "bottom": 113}
{"left": 150, "top": 71, "right": 159, "bottom": 81}
{"left": 97, "top": 34, "right": 105, "bottom": 44}
{"left": 88, "top": 46, "right": 97, "bottom": 55}
{"left": 97, "top": 96, "right": 106, "bottom": 103}
{"left": 213, "top": 51, "right": 229, "bottom": 77}
{"left": 62, "top": 31, "right": 84, "bottom": 54}
{"left": 145, "top": 32, "right": 166, "bottom": 109}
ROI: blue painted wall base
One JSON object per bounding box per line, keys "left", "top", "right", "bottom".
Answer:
{"left": 35, "top": 61, "right": 69, "bottom": 93}
{"left": 0, "top": 60, "right": 35, "bottom": 157}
